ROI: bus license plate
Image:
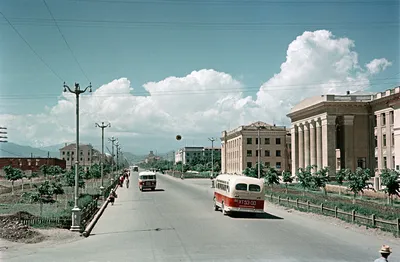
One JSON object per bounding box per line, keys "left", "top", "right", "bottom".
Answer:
{"left": 238, "top": 199, "right": 257, "bottom": 206}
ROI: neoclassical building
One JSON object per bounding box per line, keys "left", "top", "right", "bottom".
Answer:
{"left": 287, "top": 86, "right": 400, "bottom": 189}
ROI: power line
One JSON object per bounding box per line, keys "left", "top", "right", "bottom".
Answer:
{"left": 42, "top": 0, "right": 91, "bottom": 82}
{"left": 0, "top": 80, "right": 398, "bottom": 100}
{"left": 0, "top": 12, "right": 64, "bottom": 81}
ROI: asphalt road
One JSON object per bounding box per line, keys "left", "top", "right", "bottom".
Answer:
{"left": 2, "top": 172, "right": 400, "bottom": 262}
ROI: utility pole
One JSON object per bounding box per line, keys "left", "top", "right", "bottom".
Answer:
{"left": 108, "top": 136, "right": 117, "bottom": 180}
{"left": 208, "top": 138, "right": 216, "bottom": 178}
{"left": 0, "top": 127, "right": 7, "bottom": 143}
{"left": 95, "top": 122, "right": 111, "bottom": 196}
{"left": 257, "top": 127, "right": 261, "bottom": 179}
{"left": 63, "top": 81, "right": 92, "bottom": 232}
{"left": 116, "top": 142, "right": 120, "bottom": 173}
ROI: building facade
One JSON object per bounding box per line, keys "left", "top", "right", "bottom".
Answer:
{"left": 220, "top": 121, "right": 290, "bottom": 174}
{"left": 0, "top": 157, "right": 66, "bottom": 176}
{"left": 175, "top": 147, "right": 221, "bottom": 165}
{"left": 287, "top": 86, "right": 400, "bottom": 189}
{"left": 59, "top": 143, "right": 100, "bottom": 171}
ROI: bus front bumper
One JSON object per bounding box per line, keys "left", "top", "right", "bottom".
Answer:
{"left": 226, "top": 206, "right": 265, "bottom": 213}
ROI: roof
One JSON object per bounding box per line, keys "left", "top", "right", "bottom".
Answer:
{"left": 59, "top": 143, "right": 93, "bottom": 151}
{"left": 246, "top": 121, "right": 272, "bottom": 128}
{"left": 215, "top": 174, "right": 264, "bottom": 186}
{"left": 139, "top": 171, "right": 156, "bottom": 176}
{"left": 289, "top": 95, "right": 326, "bottom": 114}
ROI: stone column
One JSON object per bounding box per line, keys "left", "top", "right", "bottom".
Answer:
{"left": 304, "top": 123, "right": 310, "bottom": 167}
{"left": 322, "top": 115, "right": 337, "bottom": 176}
{"left": 386, "top": 111, "right": 393, "bottom": 169}
{"left": 316, "top": 119, "right": 322, "bottom": 170}
{"left": 298, "top": 124, "right": 304, "bottom": 168}
{"left": 310, "top": 121, "right": 316, "bottom": 167}
{"left": 291, "top": 125, "right": 298, "bottom": 176}
{"left": 343, "top": 115, "right": 355, "bottom": 170}
{"left": 376, "top": 114, "right": 383, "bottom": 172}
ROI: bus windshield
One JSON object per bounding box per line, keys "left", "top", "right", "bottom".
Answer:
{"left": 140, "top": 175, "right": 156, "bottom": 180}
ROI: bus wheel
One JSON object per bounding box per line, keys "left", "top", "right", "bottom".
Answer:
{"left": 213, "top": 198, "right": 218, "bottom": 211}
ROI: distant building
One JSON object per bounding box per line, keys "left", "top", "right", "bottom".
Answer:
{"left": 145, "top": 151, "right": 161, "bottom": 163}
{"left": 220, "top": 121, "right": 290, "bottom": 174}
{"left": 0, "top": 157, "right": 66, "bottom": 176}
{"left": 175, "top": 146, "right": 222, "bottom": 165}
{"left": 59, "top": 143, "right": 102, "bottom": 171}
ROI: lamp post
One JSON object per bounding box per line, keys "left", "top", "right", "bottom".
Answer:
{"left": 95, "top": 122, "right": 110, "bottom": 197}
{"left": 63, "top": 82, "right": 92, "bottom": 232}
{"left": 208, "top": 138, "right": 216, "bottom": 177}
{"left": 115, "top": 142, "right": 120, "bottom": 173}
{"left": 108, "top": 136, "right": 117, "bottom": 180}
{"left": 257, "top": 127, "right": 261, "bottom": 179}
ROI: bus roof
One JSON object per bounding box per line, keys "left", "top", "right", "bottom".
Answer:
{"left": 139, "top": 171, "right": 156, "bottom": 176}
{"left": 215, "top": 174, "right": 263, "bottom": 186}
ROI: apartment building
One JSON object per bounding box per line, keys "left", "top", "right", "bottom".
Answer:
{"left": 59, "top": 143, "right": 101, "bottom": 171}
{"left": 175, "top": 146, "right": 221, "bottom": 165}
{"left": 220, "top": 121, "right": 290, "bottom": 174}
{"left": 287, "top": 86, "right": 400, "bottom": 189}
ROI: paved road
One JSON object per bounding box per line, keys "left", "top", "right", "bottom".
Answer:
{"left": 2, "top": 172, "right": 400, "bottom": 262}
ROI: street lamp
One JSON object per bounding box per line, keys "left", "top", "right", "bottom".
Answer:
{"left": 95, "top": 122, "right": 111, "bottom": 197}
{"left": 108, "top": 136, "right": 117, "bottom": 180}
{"left": 63, "top": 82, "right": 92, "bottom": 232}
{"left": 208, "top": 137, "right": 216, "bottom": 178}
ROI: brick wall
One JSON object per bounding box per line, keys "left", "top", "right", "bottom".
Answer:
{"left": 0, "top": 157, "right": 66, "bottom": 174}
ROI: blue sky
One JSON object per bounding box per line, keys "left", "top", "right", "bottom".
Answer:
{"left": 0, "top": 0, "right": 399, "bottom": 153}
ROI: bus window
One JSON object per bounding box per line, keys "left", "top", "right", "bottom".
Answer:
{"left": 235, "top": 183, "right": 247, "bottom": 191}
{"left": 249, "top": 184, "right": 261, "bottom": 192}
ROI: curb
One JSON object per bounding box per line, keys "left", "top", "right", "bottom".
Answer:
{"left": 82, "top": 183, "right": 120, "bottom": 238}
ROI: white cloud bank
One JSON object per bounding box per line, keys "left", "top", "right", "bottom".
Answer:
{"left": 0, "top": 30, "right": 392, "bottom": 148}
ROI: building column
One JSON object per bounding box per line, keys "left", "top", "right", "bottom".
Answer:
{"left": 304, "top": 123, "right": 310, "bottom": 167}
{"left": 310, "top": 121, "right": 316, "bottom": 167}
{"left": 343, "top": 115, "right": 355, "bottom": 170}
{"left": 376, "top": 114, "right": 383, "bottom": 172}
{"left": 321, "top": 115, "right": 337, "bottom": 176}
{"left": 386, "top": 111, "right": 393, "bottom": 169}
{"left": 298, "top": 124, "right": 304, "bottom": 168}
{"left": 393, "top": 103, "right": 400, "bottom": 171}
{"left": 316, "top": 119, "right": 322, "bottom": 170}
{"left": 291, "top": 125, "right": 298, "bottom": 175}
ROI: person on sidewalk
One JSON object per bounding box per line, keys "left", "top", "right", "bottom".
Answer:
{"left": 374, "top": 245, "right": 392, "bottom": 262}
{"left": 109, "top": 190, "right": 117, "bottom": 205}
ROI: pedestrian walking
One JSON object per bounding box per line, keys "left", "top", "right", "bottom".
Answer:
{"left": 109, "top": 190, "right": 117, "bottom": 205}
{"left": 374, "top": 245, "right": 392, "bottom": 262}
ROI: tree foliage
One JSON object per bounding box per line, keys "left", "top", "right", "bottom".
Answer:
{"left": 264, "top": 166, "right": 280, "bottom": 187}
{"left": 346, "top": 167, "right": 373, "bottom": 203}
{"left": 380, "top": 169, "right": 400, "bottom": 205}
{"left": 281, "top": 170, "right": 293, "bottom": 193}
{"left": 296, "top": 165, "right": 314, "bottom": 194}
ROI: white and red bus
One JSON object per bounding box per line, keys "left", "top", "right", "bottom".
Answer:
{"left": 213, "top": 174, "right": 265, "bottom": 215}
{"left": 138, "top": 171, "right": 157, "bottom": 191}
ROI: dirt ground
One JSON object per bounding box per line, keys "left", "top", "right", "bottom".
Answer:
{"left": 0, "top": 212, "right": 44, "bottom": 244}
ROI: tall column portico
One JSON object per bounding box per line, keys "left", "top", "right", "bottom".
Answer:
{"left": 291, "top": 125, "right": 298, "bottom": 176}
{"left": 321, "top": 114, "right": 337, "bottom": 176}
{"left": 304, "top": 123, "right": 310, "bottom": 167}
{"left": 343, "top": 115, "right": 355, "bottom": 170}
{"left": 316, "top": 119, "right": 322, "bottom": 170}
{"left": 310, "top": 121, "right": 316, "bottom": 167}
{"left": 298, "top": 124, "right": 304, "bottom": 168}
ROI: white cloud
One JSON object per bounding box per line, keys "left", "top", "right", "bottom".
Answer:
{"left": 0, "top": 30, "right": 392, "bottom": 150}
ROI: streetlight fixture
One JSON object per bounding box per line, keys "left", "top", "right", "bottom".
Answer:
{"left": 208, "top": 137, "right": 216, "bottom": 178}
{"left": 95, "top": 122, "right": 111, "bottom": 197}
{"left": 63, "top": 82, "right": 92, "bottom": 232}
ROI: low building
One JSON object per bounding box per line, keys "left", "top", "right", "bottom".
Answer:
{"left": 175, "top": 146, "right": 221, "bottom": 165}
{"left": 0, "top": 157, "right": 66, "bottom": 176}
{"left": 287, "top": 86, "right": 400, "bottom": 189}
{"left": 220, "top": 121, "right": 290, "bottom": 174}
{"left": 145, "top": 151, "right": 161, "bottom": 163}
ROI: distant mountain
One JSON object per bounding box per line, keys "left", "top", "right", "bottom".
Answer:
{"left": 39, "top": 143, "right": 67, "bottom": 152}
{"left": 0, "top": 142, "right": 59, "bottom": 158}
{"left": 123, "top": 152, "right": 147, "bottom": 164}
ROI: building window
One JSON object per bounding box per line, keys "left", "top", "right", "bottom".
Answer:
{"left": 247, "top": 150, "right": 252, "bottom": 157}
{"left": 265, "top": 150, "right": 270, "bottom": 157}
{"left": 357, "top": 157, "right": 366, "bottom": 169}
{"left": 247, "top": 138, "right": 252, "bottom": 144}
{"left": 392, "top": 133, "right": 395, "bottom": 145}
{"left": 382, "top": 113, "right": 386, "bottom": 125}
{"left": 383, "top": 134, "right": 387, "bottom": 147}
{"left": 276, "top": 162, "right": 281, "bottom": 169}
{"left": 276, "top": 150, "right": 281, "bottom": 157}
{"left": 71, "top": 151, "right": 74, "bottom": 155}
{"left": 88, "top": 158, "right": 90, "bottom": 161}
{"left": 247, "top": 162, "right": 252, "bottom": 168}
{"left": 336, "top": 158, "right": 341, "bottom": 170}
{"left": 383, "top": 157, "right": 387, "bottom": 168}
{"left": 265, "top": 138, "right": 270, "bottom": 144}
{"left": 67, "top": 151, "right": 70, "bottom": 155}
{"left": 62, "top": 151, "right": 65, "bottom": 155}
{"left": 393, "top": 156, "right": 395, "bottom": 168}
{"left": 390, "top": 111, "right": 394, "bottom": 125}
{"left": 375, "top": 157, "right": 378, "bottom": 168}
{"left": 255, "top": 138, "right": 259, "bottom": 144}
{"left": 67, "top": 158, "right": 70, "bottom": 161}
{"left": 374, "top": 136, "right": 378, "bottom": 148}
{"left": 80, "top": 158, "right": 83, "bottom": 161}
{"left": 276, "top": 138, "right": 281, "bottom": 145}
{"left": 374, "top": 115, "right": 377, "bottom": 127}
{"left": 265, "top": 162, "right": 270, "bottom": 167}
{"left": 256, "top": 150, "right": 259, "bottom": 157}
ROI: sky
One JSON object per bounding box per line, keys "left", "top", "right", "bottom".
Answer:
{"left": 0, "top": 0, "right": 399, "bottom": 155}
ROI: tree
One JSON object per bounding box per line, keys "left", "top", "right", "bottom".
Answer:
{"left": 380, "top": 169, "right": 400, "bottom": 205}
{"left": 3, "top": 165, "right": 23, "bottom": 195}
{"left": 30, "top": 181, "right": 55, "bottom": 216}
{"left": 243, "top": 167, "right": 256, "bottom": 178}
{"left": 296, "top": 165, "right": 314, "bottom": 196}
{"left": 49, "top": 165, "right": 65, "bottom": 181}
{"left": 346, "top": 167, "right": 373, "bottom": 204}
{"left": 51, "top": 181, "right": 65, "bottom": 201}
{"left": 27, "top": 172, "right": 39, "bottom": 189}
{"left": 335, "top": 169, "right": 348, "bottom": 195}
{"left": 264, "top": 166, "right": 280, "bottom": 187}
{"left": 254, "top": 162, "right": 267, "bottom": 178}
{"left": 64, "top": 167, "right": 85, "bottom": 189}
{"left": 281, "top": 171, "right": 293, "bottom": 194}
{"left": 40, "top": 165, "right": 52, "bottom": 181}
{"left": 313, "top": 167, "right": 330, "bottom": 195}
